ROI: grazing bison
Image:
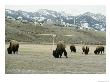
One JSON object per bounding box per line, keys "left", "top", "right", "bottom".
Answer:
{"left": 53, "top": 48, "right": 67, "bottom": 58}
{"left": 82, "top": 46, "right": 89, "bottom": 55}
{"left": 94, "top": 46, "right": 104, "bottom": 55}
{"left": 70, "top": 45, "right": 76, "bottom": 52}
{"left": 7, "top": 40, "right": 19, "bottom": 54}
{"left": 52, "top": 41, "right": 68, "bottom": 58}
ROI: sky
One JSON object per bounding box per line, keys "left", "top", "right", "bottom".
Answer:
{"left": 5, "top": 5, "right": 105, "bottom": 16}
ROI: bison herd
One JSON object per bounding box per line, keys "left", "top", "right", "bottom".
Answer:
{"left": 52, "top": 41, "right": 105, "bottom": 58}
{"left": 53, "top": 42, "right": 104, "bottom": 58}
{"left": 7, "top": 40, "right": 105, "bottom": 58}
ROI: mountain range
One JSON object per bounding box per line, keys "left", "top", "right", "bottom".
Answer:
{"left": 5, "top": 9, "right": 106, "bottom": 31}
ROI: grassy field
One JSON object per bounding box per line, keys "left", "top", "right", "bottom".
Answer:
{"left": 5, "top": 44, "right": 106, "bottom": 74}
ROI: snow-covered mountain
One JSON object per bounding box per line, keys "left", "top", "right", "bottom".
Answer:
{"left": 5, "top": 9, "right": 106, "bottom": 31}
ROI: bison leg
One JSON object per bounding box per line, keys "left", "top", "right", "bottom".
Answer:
{"left": 103, "top": 48, "right": 104, "bottom": 53}
{"left": 16, "top": 45, "right": 19, "bottom": 54}
{"left": 82, "top": 50, "right": 85, "bottom": 54}
{"left": 63, "top": 50, "right": 68, "bottom": 58}
{"left": 74, "top": 49, "right": 76, "bottom": 52}
{"left": 98, "top": 51, "right": 100, "bottom": 54}
{"left": 100, "top": 51, "right": 102, "bottom": 54}
{"left": 57, "top": 50, "right": 62, "bottom": 58}
{"left": 13, "top": 50, "right": 16, "bottom": 54}
{"left": 59, "top": 55, "right": 62, "bottom": 58}
{"left": 85, "top": 50, "right": 89, "bottom": 55}
{"left": 59, "top": 51, "right": 63, "bottom": 58}
{"left": 85, "top": 52, "right": 88, "bottom": 55}
{"left": 103, "top": 50, "right": 104, "bottom": 54}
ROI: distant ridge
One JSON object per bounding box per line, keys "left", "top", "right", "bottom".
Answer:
{"left": 5, "top": 9, "right": 106, "bottom": 31}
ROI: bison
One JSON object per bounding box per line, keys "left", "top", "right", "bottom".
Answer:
{"left": 82, "top": 46, "right": 89, "bottom": 55}
{"left": 53, "top": 48, "right": 67, "bottom": 58}
{"left": 70, "top": 45, "right": 76, "bottom": 52}
{"left": 94, "top": 46, "right": 104, "bottom": 55}
{"left": 52, "top": 41, "right": 68, "bottom": 58}
{"left": 7, "top": 40, "right": 19, "bottom": 54}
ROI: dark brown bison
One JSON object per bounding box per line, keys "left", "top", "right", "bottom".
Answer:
{"left": 70, "top": 45, "right": 76, "bottom": 52}
{"left": 52, "top": 41, "right": 68, "bottom": 58}
{"left": 7, "top": 40, "right": 19, "bottom": 54}
{"left": 53, "top": 48, "right": 67, "bottom": 58}
{"left": 94, "top": 46, "right": 104, "bottom": 55}
{"left": 82, "top": 46, "right": 89, "bottom": 55}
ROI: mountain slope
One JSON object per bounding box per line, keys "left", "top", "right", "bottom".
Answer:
{"left": 5, "top": 18, "right": 106, "bottom": 44}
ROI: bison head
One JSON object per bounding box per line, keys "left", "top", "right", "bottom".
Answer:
{"left": 52, "top": 50, "right": 59, "bottom": 58}
{"left": 7, "top": 47, "right": 12, "bottom": 54}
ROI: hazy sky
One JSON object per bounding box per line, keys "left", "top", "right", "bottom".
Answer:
{"left": 5, "top": 5, "right": 105, "bottom": 16}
